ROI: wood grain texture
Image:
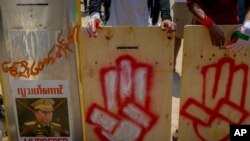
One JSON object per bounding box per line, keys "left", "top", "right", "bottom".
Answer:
{"left": 80, "top": 27, "right": 174, "bottom": 141}
{"left": 179, "top": 25, "right": 250, "bottom": 141}
{"left": 0, "top": 1, "right": 82, "bottom": 140}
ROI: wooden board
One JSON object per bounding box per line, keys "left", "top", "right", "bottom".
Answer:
{"left": 179, "top": 25, "right": 250, "bottom": 141}
{"left": 80, "top": 27, "right": 174, "bottom": 141}
{"left": 0, "top": 0, "right": 82, "bottom": 140}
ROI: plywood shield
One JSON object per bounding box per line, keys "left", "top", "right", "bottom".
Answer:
{"left": 179, "top": 25, "right": 250, "bottom": 141}
{"left": 0, "top": 0, "right": 82, "bottom": 140}
{"left": 80, "top": 27, "right": 174, "bottom": 141}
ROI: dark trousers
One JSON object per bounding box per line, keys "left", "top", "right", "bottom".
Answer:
{"left": 84, "top": 0, "right": 87, "bottom": 9}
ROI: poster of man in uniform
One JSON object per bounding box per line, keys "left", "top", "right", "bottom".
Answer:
{"left": 11, "top": 80, "right": 72, "bottom": 141}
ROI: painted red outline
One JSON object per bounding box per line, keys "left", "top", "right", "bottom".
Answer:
{"left": 181, "top": 57, "right": 250, "bottom": 141}
{"left": 118, "top": 99, "right": 158, "bottom": 130}
{"left": 100, "top": 55, "right": 154, "bottom": 110}
{"left": 181, "top": 98, "right": 249, "bottom": 126}
{"left": 94, "top": 123, "right": 145, "bottom": 141}
{"left": 115, "top": 55, "right": 154, "bottom": 109}
{"left": 87, "top": 55, "right": 157, "bottom": 141}
{"left": 94, "top": 127, "right": 110, "bottom": 141}
{"left": 86, "top": 104, "right": 120, "bottom": 133}
{"left": 201, "top": 57, "right": 248, "bottom": 106}
{"left": 100, "top": 67, "right": 119, "bottom": 110}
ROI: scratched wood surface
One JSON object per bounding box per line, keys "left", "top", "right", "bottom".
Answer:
{"left": 80, "top": 27, "right": 174, "bottom": 141}
{"left": 179, "top": 25, "right": 250, "bottom": 141}
{"left": 0, "top": 1, "right": 82, "bottom": 140}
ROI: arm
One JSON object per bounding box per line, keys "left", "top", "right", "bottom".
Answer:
{"left": 89, "top": 0, "right": 102, "bottom": 17}
{"left": 84, "top": 0, "right": 103, "bottom": 37}
{"left": 159, "top": 0, "right": 172, "bottom": 21}
{"left": 226, "top": 2, "right": 250, "bottom": 51}
{"left": 187, "top": 2, "right": 205, "bottom": 23}
{"left": 187, "top": 1, "right": 225, "bottom": 47}
{"left": 159, "top": 0, "right": 176, "bottom": 32}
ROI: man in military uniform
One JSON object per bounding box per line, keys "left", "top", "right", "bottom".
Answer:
{"left": 20, "top": 99, "right": 69, "bottom": 137}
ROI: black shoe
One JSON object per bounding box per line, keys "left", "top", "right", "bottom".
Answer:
{"left": 172, "top": 129, "right": 178, "bottom": 141}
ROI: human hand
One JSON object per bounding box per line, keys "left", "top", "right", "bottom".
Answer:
{"left": 208, "top": 24, "right": 225, "bottom": 47}
{"left": 226, "top": 21, "right": 250, "bottom": 51}
{"left": 160, "top": 20, "right": 176, "bottom": 33}
{"left": 84, "top": 13, "right": 102, "bottom": 38}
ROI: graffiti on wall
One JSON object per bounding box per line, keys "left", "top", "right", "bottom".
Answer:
{"left": 180, "top": 57, "right": 250, "bottom": 141}
{"left": 86, "top": 55, "right": 158, "bottom": 141}
{"left": 1, "top": 24, "right": 80, "bottom": 78}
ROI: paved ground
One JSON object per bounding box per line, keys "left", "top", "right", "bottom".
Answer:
{"left": 81, "top": 0, "right": 182, "bottom": 138}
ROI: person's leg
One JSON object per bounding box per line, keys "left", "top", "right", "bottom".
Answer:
{"left": 172, "top": 2, "right": 192, "bottom": 72}
{"left": 172, "top": 3, "right": 193, "bottom": 139}
{"left": 172, "top": 129, "right": 178, "bottom": 141}
{"left": 174, "top": 37, "right": 181, "bottom": 72}
{"left": 84, "top": 0, "right": 88, "bottom": 12}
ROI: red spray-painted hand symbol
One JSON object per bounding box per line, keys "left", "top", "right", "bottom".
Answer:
{"left": 86, "top": 55, "right": 158, "bottom": 141}
{"left": 180, "top": 57, "right": 250, "bottom": 141}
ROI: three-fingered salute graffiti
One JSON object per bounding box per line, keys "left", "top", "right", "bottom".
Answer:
{"left": 181, "top": 57, "right": 250, "bottom": 141}
{"left": 86, "top": 55, "right": 158, "bottom": 141}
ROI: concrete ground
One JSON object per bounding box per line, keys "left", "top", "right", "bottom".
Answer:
{"left": 81, "top": 0, "right": 182, "bottom": 138}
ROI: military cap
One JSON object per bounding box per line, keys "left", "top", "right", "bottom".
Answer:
{"left": 31, "top": 99, "right": 55, "bottom": 110}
